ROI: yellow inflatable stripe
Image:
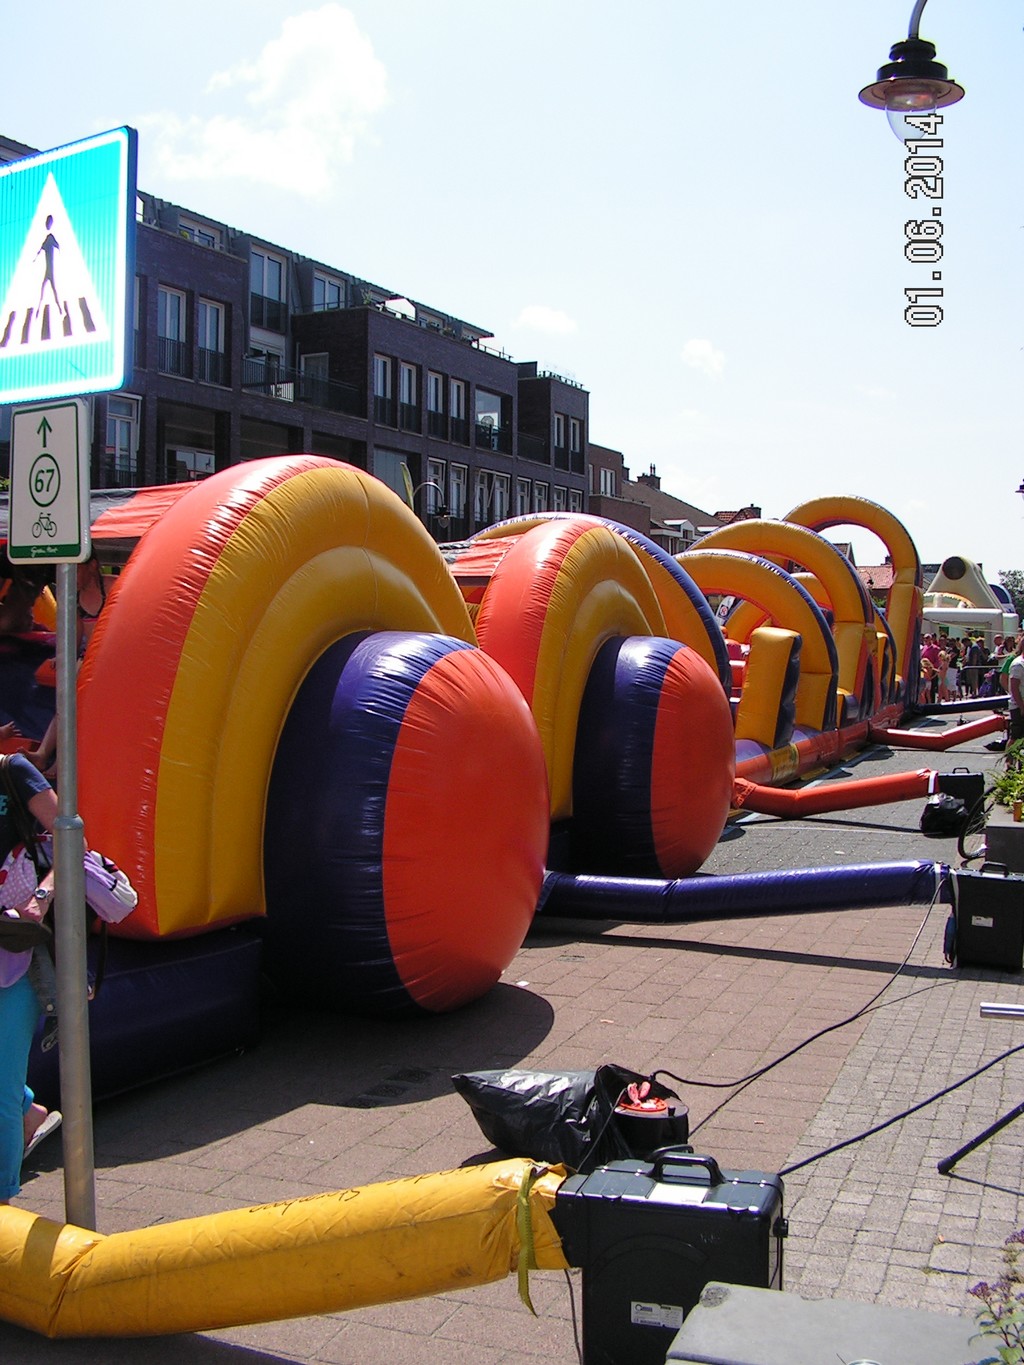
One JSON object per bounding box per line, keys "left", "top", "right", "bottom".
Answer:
{"left": 153, "top": 466, "right": 474, "bottom": 935}
{"left": 530, "top": 529, "right": 665, "bottom": 819}
{"left": 0, "top": 1162, "right": 568, "bottom": 1338}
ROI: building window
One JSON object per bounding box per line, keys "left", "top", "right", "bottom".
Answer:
{"left": 179, "top": 219, "right": 220, "bottom": 249}
{"left": 533, "top": 482, "right": 549, "bottom": 513}
{"left": 553, "top": 413, "right": 568, "bottom": 469}
{"left": 449, "top": 463, "right": 467, "bottom": 522}
{"left": 427, "top": 370, "right": 446, "bottom": 438}
{"left": 171, "top": 449, "right": 215, "bottom": 482}
{"left": 251, "top": 248, "right": 286, "bottom": 330}
{"left": 475, "top": 390, "right": 503, "bottom": 451}
{"left": 493, "top": 473, "right": 510, "bottom": 523}
{"left": 569, "top": 489, "right": 583, "bottom": 512}
{"left": 157, "top": 287, "right": 187, "bottom": 376}
{"left": 570, "top": 418, "right": 582, "bottom": 454}
{"left": 450, "top": 379, "right": 469, "bottom": 444}
{"left": 300, "top": 352, "right": 330, "bottom": 406}
{"left": 426, "top": 459, "right": 447, "bottom": 511}
{"left": 104, "top": 395, "right": 140, "bottom": 488}
{"left": 516, "top": 477, "right": 531, "bottom": 517}
{"left": 553, "top": 486, "right": 567, "bottom": 512}
{"left": 474, "top": 470, "right": 492, "bottom": 526}
{"left": 313, "top": 273, "right": 343, "bottom": 311}
{"left": 599, "top": 467, "right": 616, "bottom": 496}
{"left": 197, "top": 299, "right": 226, "bottom": 385}
{"left": 399, "top": 363, "right": 419, "bottom": 432}
{"left": 373, "top": 354, "right": 395, "bottom": 425}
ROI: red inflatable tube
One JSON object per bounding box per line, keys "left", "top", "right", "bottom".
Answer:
{"left": 732, "top": 768, "right": 935, "bottom": 817}
{"left": 867, "top": 714, "right": 1005, "bottom": 750}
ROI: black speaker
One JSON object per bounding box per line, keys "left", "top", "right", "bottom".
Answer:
{"left": 953, "top": 865, "right": 1024, "bottom": 971}
{"left": 552, "top": 1149, "right": 786, "bottom": 1365}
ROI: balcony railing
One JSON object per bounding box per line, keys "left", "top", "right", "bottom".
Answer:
{"left": 249, "top": 293, "right": 286, "bottom": 331}
{"left": 517, "top": 431, "right": 550, "bottom": 465}
{"left": 450, "top": 416, "right": 470, "bottom": 446}
{"left": 242, "top": 357, "right": 363, "bottom": 416}
{"left": 97, "top": 458, "right": 139, "bottom": 490}
{"left": 373, "top": 394, "right": 397, "bottom": 426}
{"left": 427, "top": 409, "right": 447, "bottom": 439}
{"left": 554, "top": 443, "right": 570, "bottom": 471}
{"left": 475, "top": 421, "right": 511, "bottom": 454}
{"left": 198, "top": 347, "right": 228, "bottom": 386}
{"left": 399, "top": 401, "right": 421, "bottom": 433}
{"left": 157, "top": 335, "right": 189, "bottom": 377}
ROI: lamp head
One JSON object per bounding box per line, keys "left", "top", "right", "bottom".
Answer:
{"left": 859, "top": 37, "right": 964, "bottom": 135}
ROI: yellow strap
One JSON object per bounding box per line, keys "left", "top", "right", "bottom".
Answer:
{"left": 516, "top": 1164, "right": 541, "bottom": 1315}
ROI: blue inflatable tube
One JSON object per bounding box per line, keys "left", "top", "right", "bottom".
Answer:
{"left": 915, "top": 696, "right": 1008, "bottom": 715}
{"left": 537, "top": 861, "right": 945, "bottom": 922}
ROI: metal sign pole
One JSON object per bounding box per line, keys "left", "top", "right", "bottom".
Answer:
{"left": 53, "top": 561, "right": 95, "bottom": 1230}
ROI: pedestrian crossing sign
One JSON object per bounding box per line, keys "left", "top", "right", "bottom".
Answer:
{"left": 0, "top": 127, "right": 136, "bottom": 404}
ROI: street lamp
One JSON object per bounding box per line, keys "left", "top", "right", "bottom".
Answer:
{"left": 411, "top": 480, "right": 450, "bottom": 532}
{"left": 859, "top": 0, "right": 964, "bottom": 139}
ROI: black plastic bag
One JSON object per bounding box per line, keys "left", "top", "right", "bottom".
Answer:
{"left": 920, "top": 792, "right": 966, "bottom": 836}
{"left": 451, "top": 1062, "right": 686, "bottom": 1172}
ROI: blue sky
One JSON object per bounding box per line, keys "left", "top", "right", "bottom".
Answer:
{"left": 4, "top": 1, "right": 1021, "bottom": 574}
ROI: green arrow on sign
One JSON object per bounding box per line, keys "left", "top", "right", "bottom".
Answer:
{"left": 36, "top": 417, "right": 52, "bottom": 447}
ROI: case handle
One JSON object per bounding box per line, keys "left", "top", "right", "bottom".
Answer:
{"left": 649, "top": 1148, "right": 722, "bottom": 1185}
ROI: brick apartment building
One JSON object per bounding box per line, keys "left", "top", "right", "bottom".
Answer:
{"left": 0, "top": 133, "right": 732, "bottom": 548}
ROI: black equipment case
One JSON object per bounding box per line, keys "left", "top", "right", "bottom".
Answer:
{"left": 552, "top": 1149, "right": 786, "bottom": 1365}
{"left": 953, "top": 865, "right": 1024, "bottom": 971}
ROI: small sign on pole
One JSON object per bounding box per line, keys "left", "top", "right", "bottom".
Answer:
{"left": 8, "top": 397, "right": 90, "bottom": 563}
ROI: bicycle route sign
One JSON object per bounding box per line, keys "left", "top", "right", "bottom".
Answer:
{"left": 8, "top": 397, "right": 90, "bottom": 562}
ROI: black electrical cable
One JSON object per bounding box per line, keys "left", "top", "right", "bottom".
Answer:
{"left": 778, "top": 1040, "right": 1024, "bottom": 1177}
{"left": 655, "top": 869, "right": 951, "bottom": 1129}
{"left": 681, "top": 980, "right": 954, "bottom": 1141}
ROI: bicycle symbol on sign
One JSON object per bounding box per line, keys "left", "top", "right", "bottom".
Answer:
{"left": 32, "top": 513, "right": 57, "bottom": 540}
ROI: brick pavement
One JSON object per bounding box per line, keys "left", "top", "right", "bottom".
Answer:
{"left": 1, "top": 724, "right": 1021, "bottom": 1362}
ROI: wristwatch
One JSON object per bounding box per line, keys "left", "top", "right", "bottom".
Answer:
{"left": 33, "top": 887, "right": 54, "bottom": 906}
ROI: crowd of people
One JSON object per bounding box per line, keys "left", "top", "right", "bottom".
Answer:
{"left": 918, "top": 631, "right": 1022, "bottom": 706}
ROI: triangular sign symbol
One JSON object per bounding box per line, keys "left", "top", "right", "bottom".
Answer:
{"left": 0, "top": 172, "right": 111, "bottom": 356}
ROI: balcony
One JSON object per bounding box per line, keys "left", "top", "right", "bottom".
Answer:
{"left": 373, "top": 394, "right": 397, "bottom": 427}
{"left": 242, "top": 357, "right": 363, "bottom": 416}
{"left": 475, "top": 421, "right": 511, "bottom": 454}
{"left": 554, "top": 443, "right": 570, "bottom": 471}
{"left": 450, "top": 416, "right": 470, "bottom": 446}
{"left": 157, "top": 335, "right": 189, "bottom": 378}
{"left": 399, "top": 401, "right": 421, "bottom": 434}
{"left": 427, "top": 409, "right": 448, "bottom": 439}
{"left": 249, "top": 293, "right": 286, "bottom": 332}
{"left": 517, "top": 431, "right": 550, "bottom": 465}
{"left": 198, "top": 347, "right": 228, "bottom": 386}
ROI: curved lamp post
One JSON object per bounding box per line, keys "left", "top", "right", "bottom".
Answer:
{"left": 412, "top": 480, "right": 450, "bottom": 532}
{"left": 859, "top": 0, "right": 964, "bottom": 138}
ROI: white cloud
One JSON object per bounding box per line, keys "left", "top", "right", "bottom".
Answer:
{"left": 680, "top": 338, "right": 725, "bottom": 379}
{"left": 140, "top": 6, "right": 388, "bottom": 197}
{"left": 513, "top": 305, "right": 578, "bottom": 335}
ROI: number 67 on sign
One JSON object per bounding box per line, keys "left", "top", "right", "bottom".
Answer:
{"left": 9, "top": 397, "right": 91, "bottom": 562}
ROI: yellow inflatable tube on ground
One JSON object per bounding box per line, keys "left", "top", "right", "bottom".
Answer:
{"left": 0, "top": 1161, "right": 568, "bottom": 1338}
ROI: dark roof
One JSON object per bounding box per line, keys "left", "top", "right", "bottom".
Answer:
{"left": 616, "top": 479, "right": 723, "bottom": 535}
